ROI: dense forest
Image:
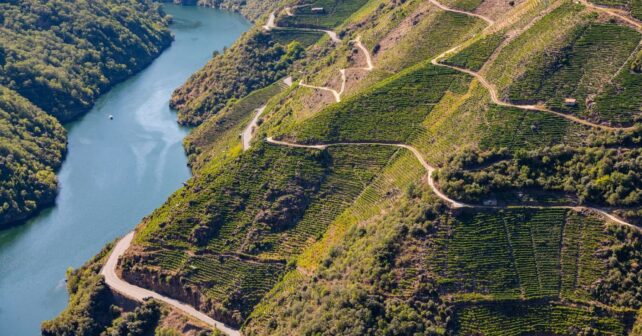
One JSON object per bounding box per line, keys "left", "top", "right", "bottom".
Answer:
{"left": 0, "top": 0, "right": 172, "bottom": 121}
{"left": 0, "top": 0, "right": 172, "bottom": 228}
{"left": 0, "top": 87, "right": 65, "bottom": 228}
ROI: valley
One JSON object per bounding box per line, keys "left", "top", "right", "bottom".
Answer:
{"left": 29, "top": 0, "right": 642, "bottom": 335}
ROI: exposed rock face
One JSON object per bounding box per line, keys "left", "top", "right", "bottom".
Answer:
{"left": 120, "top": 260, "right": 242, "bottom": 327}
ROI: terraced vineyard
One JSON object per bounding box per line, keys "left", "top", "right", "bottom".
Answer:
{"left": 591, "top": 0, "right": 642, "bottom": 20}
{"left": 592, "top": 54, "right": 642, "bottom": 125}
{"left": 443, "top": 33, "right": 505, "bottom": 71}
{"left": 454, "top": 300, "right": 635, "bottom": 335}
{"left": 276, "top": 0, "right": 371, "bottom": 29}
{"left": 439, "top": 208, "right": 608, "bottom": 301}
{"left": 507, "top": 22, "right": 641, "bottom": 124}
{"left": 125, "top": 143, "right": 397, "bottom": 323}
{"left": 291, "top": 63, "right": 469, "bottom": 143}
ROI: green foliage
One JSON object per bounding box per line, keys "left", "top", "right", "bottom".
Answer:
{"left": 188, "top": 0, "right": 280, "bottom": 21}
{"left": 592, "top": 224, "right": 642, "bottom": 309}
{"left": 41, "top": 244, "right": 116, "bottom": 336}
{"left": 276, "top": 0, "right": 371, "bottom": 29}
{"left": 171, "top": 31, "right": 305, "bottom": 126}
{"left": 0, "top": 0, "right": 172, "bottom": 121}
{"left": 292, "top": 63, "right": 468, "bottom": 143}
{"left": 183, "top": 81, "right": 286, "bottom": 169}
{"left": 0, "top": 86, "right": 66, "bottom": 228}
{"left": 102, "top": 300, "right": 162, "bottom": 336}
{"left": 125, "top": 143, "right": 397, "bottom": 325}
{"left": 270, "top": 29, "right": 325, "bottom": 47}
{"left": 443, "top": 33, "right": 505, "bottom": 71}
{"left": 507, "top": 23, "right": 640, "bottom": 124}
{"left": 453, "top": 300, "right": 634, "bottom": 336}
{"left": 438, "top": 146, "right": 642, "bottom": 210}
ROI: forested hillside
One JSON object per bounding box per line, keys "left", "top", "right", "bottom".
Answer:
{"left": 0, "top": 0, "right": 172, "bottom": 228}
{"left": 0, "top": 0, "right": 172, "bottom": 121}
{"left": 49, "top": 0, "right": 642, "bottom": 335}
{"left": 0, "top": 87, "right": 65, "bottom": 227}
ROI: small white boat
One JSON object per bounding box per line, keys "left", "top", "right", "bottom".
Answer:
{"left": 109, "top": 115, "right": 114, "bottom": 120}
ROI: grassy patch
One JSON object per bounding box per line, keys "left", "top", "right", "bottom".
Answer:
{"left": 479, "top": 105, "right": 590, "bottom": 151}
{"left": 290, "top": 63, "right": 469, "bottom": 143}
{"left": 443, "top": 33, "right": 506, "bottom": 71}
{"left": 270, "top": 29, "right": 325, "bottom": 47}
{"left": 453, "top": 300, "right": 635, "bottom": 335}
{"left": 441, "top": 208, "right": 607, "bottom": 301}
{"left": 507, "top": 23, "right": 640, "bottom": 124}
{"left": 441, "top": 0, "right": 485, "bottom": 11}
{"left": 277, "top": 0, "right": 371, "bottom": 29}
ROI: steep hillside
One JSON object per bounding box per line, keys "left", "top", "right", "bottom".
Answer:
{"left": 0, "top": 0, "right": 172, "bottom": 121}
{"left": 51, "top": 0, "right": 642, "bottom": 335}
{"left": 0, "top": 87, "right": 66, "bottom": 228}
{"left": 0, "top": 0, "right": 172, "bottom": 228}
{"left": 42, "top": 242, "right": 215, "bottom": 336}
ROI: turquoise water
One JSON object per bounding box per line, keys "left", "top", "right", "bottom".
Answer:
{"left": 0, "top": 6, "right": 249, "bottom": 335}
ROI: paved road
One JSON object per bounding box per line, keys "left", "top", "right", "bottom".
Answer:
{"left": 101, "top": 232, "right": 241, "bottom": 336}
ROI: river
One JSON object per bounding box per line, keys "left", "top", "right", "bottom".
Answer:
{"left": 0, "top": 5, "right": 249, "bottom": 335}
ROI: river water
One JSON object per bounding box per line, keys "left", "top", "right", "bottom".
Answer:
{"left": 0, "top": 6, "right": 249, "bottom": 335}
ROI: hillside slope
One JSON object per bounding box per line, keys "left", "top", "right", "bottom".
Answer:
{"left": 51, "top": 0, "right": 642, "bottom": 335}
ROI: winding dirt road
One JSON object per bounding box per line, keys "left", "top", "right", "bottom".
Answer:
{"left": 298, "top": 37, "right": 372, "bottom": 102}
{"left": 101, "top": 3, "right": 642, "bottom": 335}
{"left": 265, "top": 138, "right": 640, "bottom": 231}
{"left": 242, "top": 106, "right": 266, "bottom": 150}
{"left": 431, "top": 58, "right": 636, "bottom": 131}
{"left": 428, "top": 0, "right": 642, "bottom": 132}
{"left": 263, "top": 11, "right": 341, "bottom": 43}
{"left": 101, "top": 232, "right": 240, "bottom": 336}
{"left": 427, "top": 0, "right": 494, "bottom": 24}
